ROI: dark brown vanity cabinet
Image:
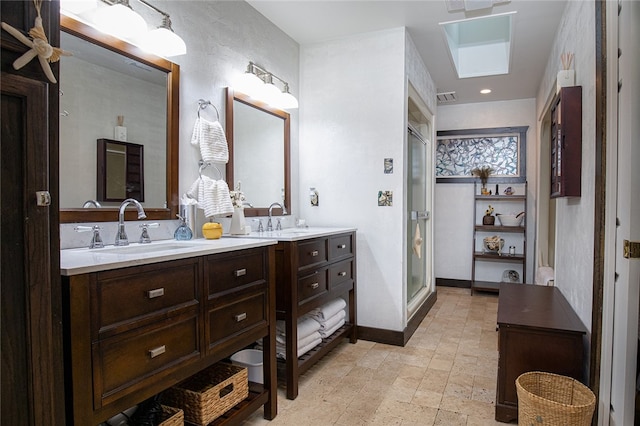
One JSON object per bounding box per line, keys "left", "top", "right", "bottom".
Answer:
{"left": 550, "top": 86, "right": 582, "bottom": 198}
{"left": 63, "top": 246, "right": 277, "bottom": 425}
{"left": 275, "top": 231, "right": 358, "bottom": 400}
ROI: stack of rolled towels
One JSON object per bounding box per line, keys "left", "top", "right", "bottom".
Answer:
{"left": 275, "top": 316, "right": 322, "bottom": 360}
{"left": 307, "top": 297, "right": 347, "bottom": 339}
{"left": 270, "top": 298, "right": 348, "bottom": 360}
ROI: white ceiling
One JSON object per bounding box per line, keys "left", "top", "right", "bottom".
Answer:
{"left": 246, "top": 0, "right": 568, "bottom": 105}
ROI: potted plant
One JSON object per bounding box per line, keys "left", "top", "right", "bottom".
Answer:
{"left": 471, "top": 166, "right": 494, "bottom": 194}
{"left": 483, "top": 204, "right": 495, "bottom": 225}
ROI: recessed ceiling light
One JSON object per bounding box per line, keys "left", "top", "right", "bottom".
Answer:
{"left": 480, "top": 89, "right": 492, "bottom": 94}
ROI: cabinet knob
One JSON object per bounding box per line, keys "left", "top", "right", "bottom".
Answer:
{"left": 338, "top": 271, "right": 347, "bottom": 277}
{"left": 235, "top": 312, "right": 247, "bottom": 322}
{"left": 148, "top": 345, "right": 166, "bottom": 359}
{"left": 310, "top": 282, "right": 319, "bottom": 289}
{"left": 234, "top": 268, "right": 246, "bottom": 277}
{"left": 310, "top": 250, "right": 319, "bottom": 257}
{"left": 147, "top": 288, "right": 165, "bottom": 299}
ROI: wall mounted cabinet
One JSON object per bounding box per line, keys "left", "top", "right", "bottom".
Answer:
{"left": 550, "top": 86, "right": 582, "bottom": 198}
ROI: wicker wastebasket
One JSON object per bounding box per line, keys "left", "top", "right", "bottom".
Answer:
{"left": 516, "top": 371, "right": 596, "bottom": 426}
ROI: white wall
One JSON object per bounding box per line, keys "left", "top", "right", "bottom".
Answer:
{"left": 535, "top": 0, "right": 596, "bottom": 331}
{"left": 299, "top": 28, "right": 436, "bottom": 332}
{"left": 435, "top": 99, "right": 537, "bottom": 283}
{"left": 166, "top": 1, "right": 300, "bottom": 231}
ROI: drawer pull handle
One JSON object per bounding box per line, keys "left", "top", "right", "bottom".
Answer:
{"left": 148, "top": 345, "right": 166, "bottom": 359}
{"left": 235, "top": 312, "right": 247, "bottom": 322}
{"left": 235, "top": 268, "right": 247, "bottom": 277}
{"left": 147, "top": 288, "right": 165, "bottom": 299}
{"left": 338, "top": 244, "right": 346, "bottom": 249}
{"left": 338, "top": 271, "right": 347, "bottom": 277}
{"left": 310, "top": 282, "right": 319, "bottom": 289}
{"left": 311, "top": 250, "right": 319, "bottom": 257}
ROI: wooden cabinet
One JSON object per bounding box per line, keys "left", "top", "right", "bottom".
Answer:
{"left": 275, "top": 231, "right": 357, "bottom": 399}
{"left": 550, "top": 86, "right": 582, "bottom": 198}
{"left": 472, "top": 183, "right": 527, "bottom": 294}
{"left": 63, "top": 246, "right": 277, "bottom": 425}
{"left": 1, "top": 1, "right": 65, "bottom": 424}
{"left": 496, "top": 283, "right": 587, "bottom": 423}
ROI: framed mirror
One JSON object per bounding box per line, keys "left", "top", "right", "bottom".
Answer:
{"left": 59, "top": 15, "right": 179, "bottom": 223}
{"left": 225, "top": 88, "right": 290, "bottom": 217}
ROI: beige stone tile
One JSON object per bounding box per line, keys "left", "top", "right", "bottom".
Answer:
{"left": 433, "top": 408, "right": 467, "bottom": 425}
{"left": 412, "top": 389, "right": 443, "bottom": 409}
{"left": 417, "top": 368, "right": 449, "bottom": 393}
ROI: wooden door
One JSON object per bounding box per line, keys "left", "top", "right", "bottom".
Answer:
{"left": 1, "top": 1, "right": 64, "bottom": 424}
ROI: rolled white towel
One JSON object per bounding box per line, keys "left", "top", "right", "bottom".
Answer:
{"left": 319, "top": 318, "right": 345, "bottom": 339}
{"left": 308, "top": 298, "right": 347, "bottom": 322}
{"left": 276, "top": 337, "right": 322, "bottom": 360}
{"left": 318, "top": 309, "right": 346, "bottom": 331}
{"left": 275, "top": 316, "right": 321, "bottom": 341}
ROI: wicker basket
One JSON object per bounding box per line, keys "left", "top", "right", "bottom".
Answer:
{"left": 158, "top": 405, "right": 184, "bottom": 426}
{"left": 516, "top": 371, "right": 596, "bottom": 426}
{"left": 162, "top": 363, "right": 248, "bottom": 426}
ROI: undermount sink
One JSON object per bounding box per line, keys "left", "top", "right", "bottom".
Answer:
{"left": 97, "top": 243, "right": 198, "bottom": 255}
{"left": 276, "top": 228, "right": 310, "bottom": 234}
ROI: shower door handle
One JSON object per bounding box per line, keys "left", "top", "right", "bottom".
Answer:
{"left": 411, "top": 211, "right": 429, "bottom": 220}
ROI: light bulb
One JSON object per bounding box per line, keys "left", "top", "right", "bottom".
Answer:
{"left": 235, "top": 71, "right": 264, "bottom": 96}
{"left": 278, "top": 87, "right": 298, "bottom": 109}
{"left": 255, "top": 81, "right": 282, "bottom": 105}
{"left": 92, "top": 3, "right": 147, "bottom": 40}
{"left": 141, "top": 27, "right": 187, "bottom": 57}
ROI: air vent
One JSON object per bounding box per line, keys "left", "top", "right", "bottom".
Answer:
{"left": 437, "top": 91, "right": 457, "bottom": 103}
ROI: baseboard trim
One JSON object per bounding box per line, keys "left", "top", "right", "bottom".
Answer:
{"left": 436, "top": 278, "right": 471, "bottom": 288}
{"left": 358, "top": 290, "right": 438, "bottom": 347}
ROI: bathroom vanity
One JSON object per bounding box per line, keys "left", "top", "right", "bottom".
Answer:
{"left": 226, "top": 227, "right": 357, "bottom": 400}
{"left": 60, "top": 239, "right": 278, "bottom": 425}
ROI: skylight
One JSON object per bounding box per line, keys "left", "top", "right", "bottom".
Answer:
{"left": 440, "top": 11, "right": 516, "bottom": 79}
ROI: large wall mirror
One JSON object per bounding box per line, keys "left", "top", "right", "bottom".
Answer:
{"left": 225, "top": 88, "right": 290, "bottom": 217}
{"left": 59, "top": 15, "right": 179, "bottom": 223}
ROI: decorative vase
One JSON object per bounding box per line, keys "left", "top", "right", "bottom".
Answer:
{"left": 483, "top": 215, "right": 495, "bottom": 226}
{"left": 481, "top": 185, "right": 489, "bottom": 195}
{"left": 230, "top": 207, "right": 249, "bottom": 235}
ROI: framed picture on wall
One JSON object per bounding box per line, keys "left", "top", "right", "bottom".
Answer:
{"left": 436, "top": 126, "right": 528, "bottom": 183}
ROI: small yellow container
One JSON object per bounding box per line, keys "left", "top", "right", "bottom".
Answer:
{"left": 202, "top": 222, "right": 223, "bottom": 239}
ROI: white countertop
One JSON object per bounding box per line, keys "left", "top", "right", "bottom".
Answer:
{"left": 223, "top": 226, "right": 357, "bottom": 242}
{"left": 60, "top": 237, "right": 278, "bottom": 276}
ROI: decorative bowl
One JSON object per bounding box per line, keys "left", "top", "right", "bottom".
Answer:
{"left": 497, "top": 212, "right": 525, "bottom": 227}
{"left": 483, "top": 236, "right": 504, "bottom": 253}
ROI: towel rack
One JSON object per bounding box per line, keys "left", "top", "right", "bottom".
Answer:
{"left": 198, "top": 160, "right": 222, "bottom": 180}
{"left": 197, "top": 99, "right": 220, "bottom": 121}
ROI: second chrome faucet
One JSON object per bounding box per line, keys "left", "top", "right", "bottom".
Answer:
{"left": 115, "top": 198, "right": 147, "bottom": 246}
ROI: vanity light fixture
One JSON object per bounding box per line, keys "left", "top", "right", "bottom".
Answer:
{"left": 62, "top": 0, "right": 187, "bottom": 57}
{"left": 137, "top": 0, "right": 187, "bottom": 57}
{"left": 236, "top": 62, "right": 299, "bottom": 110}
{"left": 92, "top": 0, "right": 147, "bottom": 40}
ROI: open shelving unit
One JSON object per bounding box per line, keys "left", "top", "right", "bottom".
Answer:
{"left": 471, "top": 182, "right": 527, "bottom": 294}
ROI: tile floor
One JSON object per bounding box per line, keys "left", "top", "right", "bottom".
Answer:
{"left": 244, "top": 286, "right": 506, "bottom": 425}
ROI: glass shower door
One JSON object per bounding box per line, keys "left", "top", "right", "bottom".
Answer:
{"left": 407, "top": 125, "right": 432, "bottom": 316}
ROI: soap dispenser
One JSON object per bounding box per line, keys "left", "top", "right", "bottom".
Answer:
{"left": 174, "top": 215, "right": 193, "bottom": 241}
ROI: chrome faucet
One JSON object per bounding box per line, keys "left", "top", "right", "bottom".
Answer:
{"left": 267, "top": 202, "right": 287, "bottom": 232}
{"left": 115, "top": 198, "right": 147, "bottom": 246}
{"left": 82, "top": 199, "right": 102, "bottom": 208}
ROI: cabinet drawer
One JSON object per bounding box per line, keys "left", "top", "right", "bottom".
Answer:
{"left": 329, "top": 233, "right": 353, "bottom": 261}
{"left": 298, "top": 269, "right": 328, "bottom": 306}
{"left": 95, "top": 314, "right": 199, "bottom": 406}
{"left": 96, "top": 260, "right": 199, "bottom": 333}
{"left": 297, "top": 239, "right": 327, "bottom": 269}
{"left": 206, "top": 248, "right": 267, "bottom": 296}
{"left": 208, "top": 291, "right": 267, "bottom": 347}
{"left": 329, "top": 259, "right": 353, "bottom": 288}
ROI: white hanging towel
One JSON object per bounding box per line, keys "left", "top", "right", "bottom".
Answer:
{"left": 185, "top": 176, "right": 234, "bottom": 218}
{"left": 412, "top": 223, "right": 423, "bottom": 259}
{"left": 190, "top": 117, "right": 229, "bottom": 163}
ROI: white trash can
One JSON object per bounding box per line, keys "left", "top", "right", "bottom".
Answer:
{"left": 230, "top": 349, "right": 263, "bottom": 384}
